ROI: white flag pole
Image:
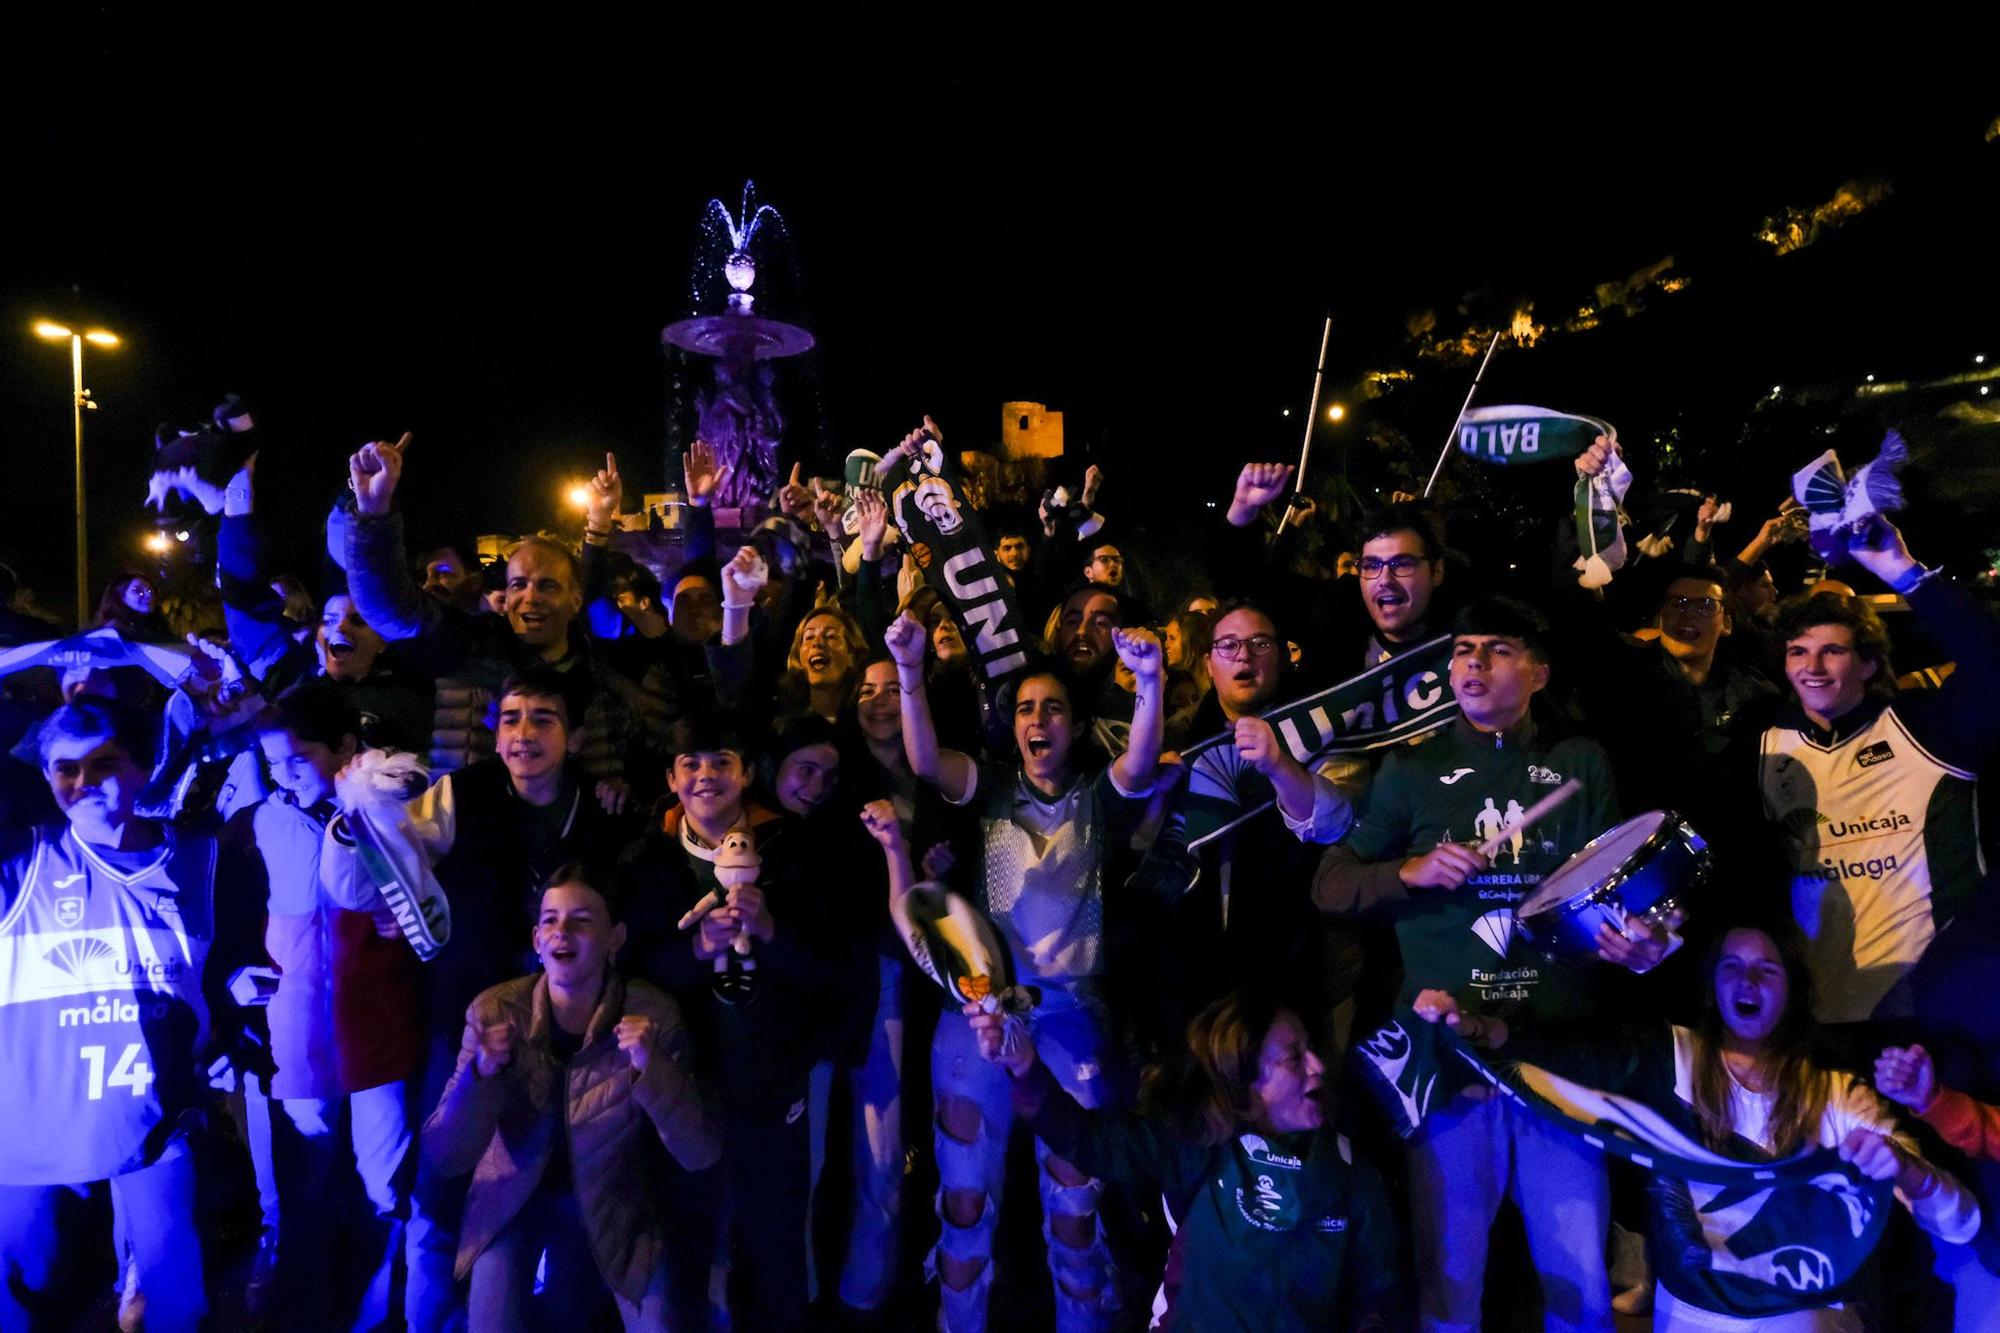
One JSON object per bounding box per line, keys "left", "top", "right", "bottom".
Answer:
{"left": 1276, "top": 315, "right": 1333, "bottom": 537}
{"left": 1422, "top": 331, "right": 1503, "bottom": 498}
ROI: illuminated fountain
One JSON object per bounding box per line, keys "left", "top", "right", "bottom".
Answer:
{"left": 662, "top": 183, "right": 815, "bottom": 512}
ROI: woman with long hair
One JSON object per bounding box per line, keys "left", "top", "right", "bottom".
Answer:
{"left": 880, "top": 609, "right": 1167, "bottom": 1333}
{"left": 95, "top": 569, "right": 169, "bottom": 639}
{"left": 957, "top": 986, "right": 1399, "bottom": 1329}
{"left": 1416, "top": 919, "right": 1979, "bottom": 1331}
{"left": 781, "top": 602, "right": 867, "bottom": 722}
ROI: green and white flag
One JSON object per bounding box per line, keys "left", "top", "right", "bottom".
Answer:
{"left": 1356, "top": 1009, "right": 1895, "bottom": 1318}
{"left": 1177, "top": 638, "right": 1457, "bottom": 848}
{"left": 1457, "top": 405, "right": 1616, "bottom": 466}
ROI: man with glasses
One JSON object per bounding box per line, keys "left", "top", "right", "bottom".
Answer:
{"left": 1572, "top": 567, "right": 1776, "bottom": 827}
{"left": 1148, "top": 598, "right": 1354, "bottom": 1076}
{"left": 1221, "top": 466, "right": 1453, "bottom": 684}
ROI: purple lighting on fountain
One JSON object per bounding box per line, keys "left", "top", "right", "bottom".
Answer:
{"left": 663, "top": 182, "right": 816, "bottom": 509}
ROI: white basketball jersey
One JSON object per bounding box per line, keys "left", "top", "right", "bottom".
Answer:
{"left": 1761, "top": 708, "right": 1979, "bottom": 1024}
{"left": 0, "top": 825, "right": 215, "bottom": 1184}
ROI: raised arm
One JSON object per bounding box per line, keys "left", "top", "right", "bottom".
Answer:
{"left": 886, "top": 612, "right": 974, "bottom": 802}
{"left": 859, "top": 799, "right": 914, "bottom": 914}
{"left": 1109, "top": 628, "right": 1164, "bottom": 794}
{"left": 341, "top": 433, "right": 448, "bottom": 644}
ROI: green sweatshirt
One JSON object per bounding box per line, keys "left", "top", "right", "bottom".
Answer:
{"left": 1314, "top": 715, "right": 1620, "bottom": 1022}
{"left": 1013, "top": 1060, "right": 1399, "bottom": 1329}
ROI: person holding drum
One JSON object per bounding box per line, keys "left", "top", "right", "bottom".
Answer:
{"left": 1415, "top": 920, "right": 1980, "bottom": 1332}
{"left": 1314, "top": 594, "right": 1674, "bottom": 1332}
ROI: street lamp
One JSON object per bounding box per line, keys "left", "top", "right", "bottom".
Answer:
{"left": 1325, "top": 403, "right": 1347, "bottom": 423}
{"left": 33, "top": 320, "right": 121, "bottom": 626}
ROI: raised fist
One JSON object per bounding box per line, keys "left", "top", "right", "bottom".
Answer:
{"left": 1234, "top": 462, "right": 1294, "bottom": 511}
{"left": 615, "top": 1015, "right": 657, "bottom": 1073}
{"left": 884, "top": 612, "right": 927, "bottom": 669}
{"left": 348, "top": 433, "right": 412, "bottom": 516}
{"left": 1112, "top": 627, "right": 1163, "bottom": 682}
{"left": 475, "top": 1017, "right": 516, "bottom": 1079}
{"left": 720, "top": 547, "right": 769, "bottom": 610}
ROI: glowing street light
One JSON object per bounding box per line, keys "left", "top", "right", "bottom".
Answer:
{"left": 564, "top": 483, "right": 593, "bottom": 510}
{"left": 1325, "top": 403, "right": 1347, "bottom": 423}
{"left": 33, "top": 318, "right": 122, "bottom": 626}
{"left": 142, "top": 531, "right": 171, "bottom": 555}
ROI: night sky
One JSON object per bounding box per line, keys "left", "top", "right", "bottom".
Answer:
{"left": 5, "top": 28, "right": 1996, "bottom": 612}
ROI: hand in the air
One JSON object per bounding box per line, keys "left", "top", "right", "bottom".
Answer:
{"left": 854, "top": 487, "right": 889, "bottom": 559}
{"left": 683, "top": 439, "right": 726, "bottom": 506}
{"left": 1112, "top": 627, "right": 1163, "bottom": 683}
{"left": 586, "top": 452, "right": 623, "bottom": 531}
{"left": 884, "top": 612, "right": 927, "bottom": 669}
{"left": 858, "top": 799, "right": 904, "bottom": 854}
{"left": 349, "top": 432, "right": 412, "bottom": 516}
{"left": 775, "top": 463, "right": 814, "bottom": 521}
{"left": 1575, "top": 435, "right": 1619, "bottom": 479}
{"left": 1233, "top": 462, "right": 1294, "bottom": 514}
{"left": 720, "top": 547, "right": 768, "bottom": 610}
{"left": 1876, "top": 1044, "right": 1940, "bottom": 1114}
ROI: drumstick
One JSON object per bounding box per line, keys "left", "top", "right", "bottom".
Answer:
{"left": 1475, "top": 780, "right": 1581, "bottom": 859}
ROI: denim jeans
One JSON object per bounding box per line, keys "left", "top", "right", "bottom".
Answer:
{"left": 467, "top": 1187, "right": 664, "bottom": 1332}
{"left": 0, "top": 1139, "right": 205, "bottom": 1332}
{"left": 807, "top": 957, "right": 906, "bottom": 1312}
{"left": 1406, "top": 1086, "right": 1612, "bottom": 1333}
{"left": 408, "top": 1032, "right": 470, "bottom": 1333}
{"left": 932, "top": 982, "right": 1120, "bottom": 1333}
{"left": 277, "top": 1079, "right": 414, "bottom": 1329}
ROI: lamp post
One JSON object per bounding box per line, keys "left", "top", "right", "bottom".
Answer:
{"left": 33, "top": 320, "right": 120, "bottom": 627}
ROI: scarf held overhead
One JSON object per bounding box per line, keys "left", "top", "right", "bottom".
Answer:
{"left": 1176, "top": 637, "right": 1457, "bottom": 848}
{"left": 1457, "top": 405, "right": 1615, "bottom": 466}
{"left": 1355, "top": 1009, "right": 1895, "bottom": 1318}
{"left": 877, "top": 436, "right": 1033, "bottom": 689}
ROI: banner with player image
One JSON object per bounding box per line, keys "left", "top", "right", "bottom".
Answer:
{"left": 876, "top": 430, "right": 1034, "bottom": 689}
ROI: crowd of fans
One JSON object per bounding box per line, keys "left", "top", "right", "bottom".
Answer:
{"left": 0, "top": 400, "right": 1996, "bottom": 1333}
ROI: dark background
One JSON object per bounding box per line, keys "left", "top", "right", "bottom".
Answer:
{"left": 5, "top": 23, "right": 1996, "bottom": 614}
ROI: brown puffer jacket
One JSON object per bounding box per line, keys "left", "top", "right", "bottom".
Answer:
{"left": 422, "top": 970, "right": 720, "bottom": 1303}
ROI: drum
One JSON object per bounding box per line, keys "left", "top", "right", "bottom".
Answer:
{"left": 1514, "top": 811, "right": 1711, "bottom": 963}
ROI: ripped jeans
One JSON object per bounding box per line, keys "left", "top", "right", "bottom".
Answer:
{"left": 931, "top": 983, "right": 1120, "bottom": 1333}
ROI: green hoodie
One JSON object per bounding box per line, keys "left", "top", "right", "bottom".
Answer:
{"left": 1314, "top": 715, "right": 1620, "bottom": 1022}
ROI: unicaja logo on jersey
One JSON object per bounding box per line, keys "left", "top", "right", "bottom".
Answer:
{"left": 44, "top": 937, "right": 118, "bottom": 981}
{"left": 1824, "top": 810, "right": 1912, "bottom": 839}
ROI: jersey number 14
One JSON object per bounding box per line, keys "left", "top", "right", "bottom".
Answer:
{"left": 79, "top": 1044, "right": 155, "bottom": 1100}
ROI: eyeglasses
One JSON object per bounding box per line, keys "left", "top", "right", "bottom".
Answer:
{"left": 1210, "top": 635, "right": 1279, "bottom": 660}
{"left": 1663, "top": 596, "right": 1722, "bottom": 615}
{"left": 1359, "top": 555, "right": 1427, "bottom": 579}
